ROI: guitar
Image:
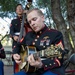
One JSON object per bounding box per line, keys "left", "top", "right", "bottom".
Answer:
{"left": 19, "top": 45, "right": 62, "bottom": 72}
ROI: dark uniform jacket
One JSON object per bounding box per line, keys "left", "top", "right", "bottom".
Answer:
{"left": 10, "top": 16, "right": 31, "bottom": 48}
{"left": 10, "top": 16, "right": 22, "bottom": 48}
{"left": 0, "top": 42, "right": 6, "bottom": 59}
{"left": 13, "top": 25, "right": 66, "bottom": 75}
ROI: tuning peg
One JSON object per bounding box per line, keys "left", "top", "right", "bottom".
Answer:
{"left": 27, "top": 0, "right": 32, "bottom": 2}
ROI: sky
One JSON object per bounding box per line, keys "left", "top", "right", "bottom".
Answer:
{"left": 0, "top": 17, "right": 11, "bottom": 36}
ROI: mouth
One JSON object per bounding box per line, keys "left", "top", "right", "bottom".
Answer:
{"left": 33, "top": 26, "right": 37, "bottom": 30}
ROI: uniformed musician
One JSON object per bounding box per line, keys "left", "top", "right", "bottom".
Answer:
{"left": 10, "top": 4, "right": 31, "bottom": 73}
{"left": 12, "top": 8, "right": 66, "bottom": 75}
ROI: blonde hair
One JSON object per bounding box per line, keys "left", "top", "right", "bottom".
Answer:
{"left": 26, "top": 8, "right": 44, "bottom": 16}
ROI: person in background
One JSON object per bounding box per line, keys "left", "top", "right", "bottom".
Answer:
{"left": 10, "top": 4, "right": 31, "bottom": 73}
{"left": 12, "top": 8, "right": 66, "bottom": 75}
{"left": 0, "top": 41, "right": 6, "bottom": 75}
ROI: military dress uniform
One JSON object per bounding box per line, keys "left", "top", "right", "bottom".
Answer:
{"left": 10, "top": 16, "right": 31, "bottom": 48}
{"left": 13, "top": 25, "right": 66, "bottom": 75}
{"left": 10, "top": 16, "right": 22, "bottom": 47}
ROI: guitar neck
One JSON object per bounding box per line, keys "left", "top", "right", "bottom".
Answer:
{"left": 33, "top": 46, "right": 62, "bottom": 60}
{"left": 33, "top": 50, "right": 44, "bottom": 59}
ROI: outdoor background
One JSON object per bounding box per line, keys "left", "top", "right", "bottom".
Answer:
{"left": 0, "top": 0, "right": 75, "bottom": 74}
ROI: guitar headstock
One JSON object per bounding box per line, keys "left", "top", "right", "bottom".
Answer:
{"left": 44, "top": 45, "right": 62, "bottom": 59}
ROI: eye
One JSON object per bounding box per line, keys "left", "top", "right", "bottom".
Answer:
{"left": 32, "top": 17, "right": 37, "bottom": 21}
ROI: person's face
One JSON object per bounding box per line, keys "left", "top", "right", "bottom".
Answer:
{"left": 16, "top": 5, "right": 23, "bottom": 15}
{"left": 27, "top": 11, "right": 45, "bottom": 33}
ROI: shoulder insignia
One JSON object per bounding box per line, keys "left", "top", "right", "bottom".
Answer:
{"left": 56, "top": 41, "right": 64, "bottom": 50}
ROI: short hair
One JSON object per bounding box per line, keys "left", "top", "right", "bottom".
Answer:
{"left": 15, "top": 4, "right": 23, "bottom": 11}
{"left": 26, "top": 8, "right": 44, "bottom": 16}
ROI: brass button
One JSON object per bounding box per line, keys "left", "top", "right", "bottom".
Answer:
{"left": 37, "top": 35, "right": 39, "bottom": 38}
{"left": 43, "top": 46, "right": 45, "bottom": 48}
{"left": 54, "top": 63, "right": 55, "bottom": 64}
{"left": 15, "top": 24, "right": 17, "bottom": 26}
{"left": 40, "top": 31, "right": 42, "bottom": 34}
{"left": 45, "top": 65, "right": 47, "bottom": 67}
{"left": 50, "top": 64, "right": 52, "bottom": 66}
{"left": 32, "top": 42, "right": 35, "bottom": 45}
{"left": 35, "top": 39, "right": 37, "bottom": 41}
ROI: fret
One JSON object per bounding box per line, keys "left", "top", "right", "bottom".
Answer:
{"left": 33, "top": 50, "right": 44, "bottom": 59}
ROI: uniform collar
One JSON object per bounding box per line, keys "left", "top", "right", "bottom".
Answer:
{"left": 36, "top": 25, "right": 48, "bottom": 35}
{"left": 17, "top": 16, "right": 22, "bottom": 19}
{"left": 17, "top": 16, "right": 22, "bottom": 21}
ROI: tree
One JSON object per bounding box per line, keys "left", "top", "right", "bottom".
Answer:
{"left": 0, "top": 0, "right": 28, "bottom": 18}
{"left": 66, "top": 0, "right": 75, "bottom": 52}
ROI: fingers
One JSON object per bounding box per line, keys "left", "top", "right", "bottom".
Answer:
{"left": 13, "top": 54, "right": 21, "bottom": 64}
{"left": 15, "top": 60, "right": 21, "bottom": 64}
{"left": 13, "top": 36, "right": 19, "bottom": 41}
{"left": 27, "top": 54, "right": 35, "bottom": 64}
{"left": 13, "top": 54, "right": 20, "bottom": 59}
{"left": 27, "top": 54, "right": 42, "bottom": 68}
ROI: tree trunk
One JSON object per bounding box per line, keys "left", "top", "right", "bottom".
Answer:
{"left": 66, "top": 0, "right": 75, "bottom": 52}
{"left": 51, "top": 0, "right": 72, "bottom": 53}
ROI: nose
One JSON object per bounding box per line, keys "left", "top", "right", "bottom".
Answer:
{"left": 31, "top": 21, "right": 35, "bottom": 26}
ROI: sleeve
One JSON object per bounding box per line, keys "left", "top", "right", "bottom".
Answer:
{"left": 12, "top": 42, "right": 21, "bottom": 54}
{"left": 53, "top": 31, "right": 64, "bottom": 47}
{"left": 10, "top": 20, "right": 15, "bottom": 39}
{"left": 42, "top": 31, "right": 66, "bottom": 70}
{"left": 0, "top": 42, "right": 6, "bottom": 59}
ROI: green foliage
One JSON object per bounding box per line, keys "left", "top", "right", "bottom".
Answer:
{"left": 0, "top": 0, "right": 27, "bottom": 17}
{"left": 0, "top": 0, "right": 19, "bottom": 12}
{"left": 36, "top": 0, "right": 53, "bottom": 28}
{"left": 0, "top": 0, "right": 67, "bottom": 23}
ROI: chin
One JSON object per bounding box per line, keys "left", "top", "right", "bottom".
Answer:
{"left": 34, "top": 28, "right": 40, "bottom": 32}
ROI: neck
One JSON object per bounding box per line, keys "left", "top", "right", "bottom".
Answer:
{"left": 18, "top": 14, "right": 22, "bottom": 17}
{"left": 35, "top": 24, "right": 45, "bottom": 33}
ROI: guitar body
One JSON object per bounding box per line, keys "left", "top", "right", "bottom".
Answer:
{"left": 19, "top": 46, "right": 36, "bottom": 72}
{"left": 19, "top": 45, "right": 62, "bottom": 72}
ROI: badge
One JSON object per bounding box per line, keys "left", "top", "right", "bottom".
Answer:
{"left": 40, "top": 40, "right": 44, "bottom": 46}
{"left": 46, "top": 40, "right": 50, "bottom": 45}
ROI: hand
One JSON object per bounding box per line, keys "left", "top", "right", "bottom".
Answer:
{"left": 27, "top": 54, "right": 43, "bottom": 68}
{"left": 13, "top": 36, "right": 19, "bottom": 41}
{"left": 13, "top": 54, "right": 21, "bottom": 64}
